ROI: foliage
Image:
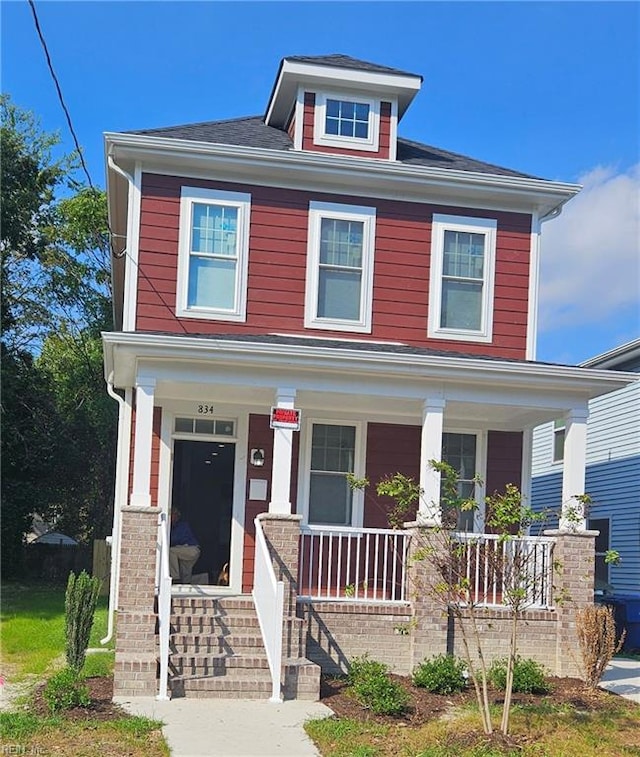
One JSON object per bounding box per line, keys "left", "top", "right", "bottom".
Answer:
{"left": 413, "top": 654, "right": 468, "bottom": 694}
{"left": 576, "top": 604, "right": 625, "bottom": 688}
{"left": 43, "top": 667, "right": 91, "bottom": 714}
{"left": 1, "top": 97, "right": 116, "bottom": 559}
{"left": 347, "top": 655, "right": 409, "bottom": 715}
{"left": 487, "top": 657, "right": 550, "bottom": 694}
{"left": 65, "top": 571, "right": 102, "bottom": 673}
{"left": 376, "top": 473, "right": 422, "bottom": 528}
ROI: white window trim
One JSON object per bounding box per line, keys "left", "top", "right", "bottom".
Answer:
{"left": 299, "top": 418, "right": 366, "bottom": 528}
{"left": 442, "top": 429, "right": 486, "bottom": 532}
{"left": 428, "top": 214, "right": 497, "bottom": 343}
{"left": 304, "top": 201, "right": 376, "bottom": 333}
{"left": 177, "top": 186, "right": 251, "bottom": 321}
{"left": 552, "top": 419, "right": 565, "bottom": 464}
{"left": 313, "top": 92, "right": 381, "bottom": 152}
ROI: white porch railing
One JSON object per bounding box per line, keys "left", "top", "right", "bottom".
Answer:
{"left": 252, "top": 517, "right": 285, "bottom": 703}
{"left": 156, "top": 512, "right": 172, "bottom": 700}
{"left": 452, "top": 532, "right": 555, "bottom": 609}
{"left": 299, "top": 525, "right": 410, "bottom": 603}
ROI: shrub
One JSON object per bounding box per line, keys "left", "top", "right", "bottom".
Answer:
{"left": 65, "top": 570, "right": 101, "bottom": 673}
{"left": 412, "top": 654, "right": 467, "bottom": 694}
{"left": 43, "top": 667, "right": 90, "bottom": 714}
{"left": 488, "top": 656, "right": 550, "bottom": 694}
{"left": 347, "top": 654, "right": 409, "bottom": 715}
{"left": 576, "top": 603, "right": 626, "bottom": 688}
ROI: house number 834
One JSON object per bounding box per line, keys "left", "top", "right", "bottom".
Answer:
{"left": 197, "top": 405, "right": 215, "bottom": 415}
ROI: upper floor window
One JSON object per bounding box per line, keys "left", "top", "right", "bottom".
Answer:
{"left": 313, "top": 92, "right": 380, "bottom": 151}
{"left": 428, "top": 214, "right": 497, "bottom": 343}
{"left": 177, "top": 187, "right": 251, "bottom": 321}
{"left": 304, "top": 201, "right": 376, "bottom": 333}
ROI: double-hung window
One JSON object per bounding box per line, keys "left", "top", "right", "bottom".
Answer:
{"left": 177, "top": 187, "right": 251, "bottom": 321}
{"left": 313, "top": 93, "right": 380, "bottom": 151}
{"left": 442, "top": 432, "right": 479, "bottom": 532}
{"left": 552, "top": 419, "right": 565, "bottom": 463}
{"left": 305, "top": 201, "right": 376, "bottom": 332}
{"left": 304, "top": 421, "right": 364, "bottom": 527}
{"left": 428, "top": 214, "right": 496, "bottom": 342}
{"left": 588, "top": 518, "right": 611, "bottom": 588}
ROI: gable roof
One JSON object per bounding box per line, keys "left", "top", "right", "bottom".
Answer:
{"left": 128, "top": 115, "right": 539, "bottom": 179}
{"left": 283, "top": 54, "right": 422, "bottom": 80}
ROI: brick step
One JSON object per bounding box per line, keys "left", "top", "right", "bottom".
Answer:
{"left": 170, "top": 612, "right": 260, "bottom": 627}
{"left": 170, "top": 674, "right": 273, "bottom": 699}
{"left": 170, "top": 632, "right": 265, "bottom": 653}
{"left": 171, "top": 597, "right": 256, "bottom": 614}
{"left": 171, "top": 653, "right": 270, "bottom": 676}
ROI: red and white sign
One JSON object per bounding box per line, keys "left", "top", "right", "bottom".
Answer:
{"left": 270, "top": 406, "right": 301, "bottom": 430}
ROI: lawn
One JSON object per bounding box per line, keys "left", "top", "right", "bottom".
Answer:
{"left": 0, "top": 580, "right": 168, "bottom": 757}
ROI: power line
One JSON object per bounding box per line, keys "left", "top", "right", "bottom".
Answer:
{"left": 28, "top": 0, "right": 95, "bottom": 192}
{"left": 27, "top": 0, "right": 189, "bottom": 333}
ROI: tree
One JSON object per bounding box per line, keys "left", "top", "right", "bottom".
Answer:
{"left": 1, "top": 97, "right": 115, "bottom": 572}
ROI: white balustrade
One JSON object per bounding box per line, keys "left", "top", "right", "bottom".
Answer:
{"left": 156, "top": 512, "right": 172, "bottom": 700}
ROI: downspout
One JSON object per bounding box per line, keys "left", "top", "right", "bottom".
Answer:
{"left": 107, "top": 153, "right": 134, "bottom": 191}
{"left": 101, "top": 373, "right": 127, "bottom": 645}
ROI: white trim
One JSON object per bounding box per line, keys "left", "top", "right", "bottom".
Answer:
{"left": 304, "top": 201, "right": 376, "bottom": 333}
{"left": 105, "top": 132, "right": 581, "bottom": 219}
{"left": 270, "top": 388, "right": 296, "bottom": 514}
{"left": 418, "top": 398, "right": 445, "bottom": 525}
{"left": 293, "top": 86, "right": 304, "bottom": 152}
{"left": 428, "top": 214, "right": 497, "bottom": 343}
{"left": 313, "top": 91, "right": 380, "bottom": 152}
{"left": 130, "top": 377, "right": 156, "bottom": 507}
{"left": 122, "top": 162, "right": 142, "bottom": 331}
{"left": 526, "top": 213, "right": 541, "bottom": 360}
{"left": 388, "top": 99, "right": 398, "bottom": 162}
{"left": 298, "top": 418, "right": 366, "bottom": 528}
{"left": 560, "top": 406, "right": 589, "bottom": 531}
{"left": 176, "top": 186, "right": 251, "bottom": 322}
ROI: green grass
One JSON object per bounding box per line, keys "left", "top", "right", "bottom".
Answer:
{"left": 1, "top": 581, "right": 113, "bottom": 679}
{"left": 305, "top": 697, "right": 640, "bottom": 757}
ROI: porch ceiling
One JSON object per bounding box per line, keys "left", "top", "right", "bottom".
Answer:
{"left": 103, "top": 332, "right": 638, "bottom": 433}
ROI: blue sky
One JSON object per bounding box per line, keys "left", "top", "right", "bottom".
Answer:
{"left": 3, "top": 1, "right": 639, "bottom": 364}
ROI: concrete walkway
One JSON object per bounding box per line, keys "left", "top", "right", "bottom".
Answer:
{"left": 115, "top": 696, "right": 333, "bottom": 757}
{"left": 599, "top": 656, "right": 640, "bottom": 703}
{"left": 116, "top": 658, "right": 640, "bottom": 757}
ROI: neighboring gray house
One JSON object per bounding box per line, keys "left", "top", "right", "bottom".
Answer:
{"left": 532, "top": 338, "right": 640, "bottom": 592}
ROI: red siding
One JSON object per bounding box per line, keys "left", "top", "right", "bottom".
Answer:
{"left": 241, "top": 414, "right": 300, "bottom": 592}
{"left": 127, "top": 406, "right": 162, "bottom": 507}
{"left": 485, "top": 431, "right": 523, "bottom": 498}
{"left": 135, "top": 173, "right": 532, "bottom": 359}
{"left": 301, "top": 92, "right": 392, "bottom": 159}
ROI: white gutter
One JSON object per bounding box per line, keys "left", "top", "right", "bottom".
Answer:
{"left": 102, "top": 331, "right": 638, "bottom": 395}
{"left": 101, "top": 374, "right": 127, "bottom": 646}
{"left": 104, "top": 132, "right": 580, "bottom": 216}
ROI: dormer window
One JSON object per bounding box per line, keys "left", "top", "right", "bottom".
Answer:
{"left": 313, "top": 92, "right": 380, "bottom": 151}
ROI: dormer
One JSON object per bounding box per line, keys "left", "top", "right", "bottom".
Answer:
{"left": 265, "top": 54, "right": 422, "bottom": 161}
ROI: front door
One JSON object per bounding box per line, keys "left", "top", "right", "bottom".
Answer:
{"left": 171, "top": 440, "right": 235, "bottom": 586}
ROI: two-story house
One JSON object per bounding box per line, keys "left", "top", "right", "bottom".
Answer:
{"left": 102, "top": 54, "right": 637, "bottom": 701}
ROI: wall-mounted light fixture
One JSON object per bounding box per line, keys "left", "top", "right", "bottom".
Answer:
{"left": 250, "top": 448, "right": 265, "bottom": 467}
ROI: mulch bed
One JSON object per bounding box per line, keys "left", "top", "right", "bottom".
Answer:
{"left": 31, "top": 676, "right": 125, "bottom": 721}
{"left": 320, "top": 673, "right": 635, "bottom": 727}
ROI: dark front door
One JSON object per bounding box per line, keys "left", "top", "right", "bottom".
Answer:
{"left": 171, "top": 440, "right": 235, "bottom": 585}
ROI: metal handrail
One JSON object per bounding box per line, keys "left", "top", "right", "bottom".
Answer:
{"left": 156, "top": 512, "right": 172, "bottom": 700}
{"left": 252, "top": 516, "right": 284, "bottom": 703}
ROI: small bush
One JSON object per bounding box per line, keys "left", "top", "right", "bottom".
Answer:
{"left": 347, "top": 654, "right": 409, "bottom": 715}
{"left": 412, "top": 654, "right": 468, "bottom": 694}
{"left": 43, "top": 667, "right": 90, "bottom": 714}
{"left": 488, "top": 656, "right": 550, "bottom": 694}
{"left": 576, "top": 603, "right": 626, "bottom": 688}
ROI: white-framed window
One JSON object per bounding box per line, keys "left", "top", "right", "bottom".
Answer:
{"left": 442, "top": 432, "right": 479, "bottom": 532}
{"left": 428, "top": 214, "right": 497, "bottom": 342}
{"left": 313, "top": 92, "right": 380, "bottom": 151}
{"left": 552, "top": 419, "right": 565, "bottom": 463}
{"left": 301, "top": 420, "right": 365, "bottom": 527}
{"left": 177, "top": 187, "right": 251, "bottom": 321}
{"left": 304, "top": 201, "right": 376, "bottom": 333}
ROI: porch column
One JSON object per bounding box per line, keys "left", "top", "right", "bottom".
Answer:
{"left": 130, "top": 377, "right": 156, "bottom": 507}
{"left": 418, "top": 397, "right": 446, "bottom": 526}
{"left": 560, "top": 406, "right": 589, "bottom": 531}
{"left": 270, "top": 387, "right": 296, "bottom": 515}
